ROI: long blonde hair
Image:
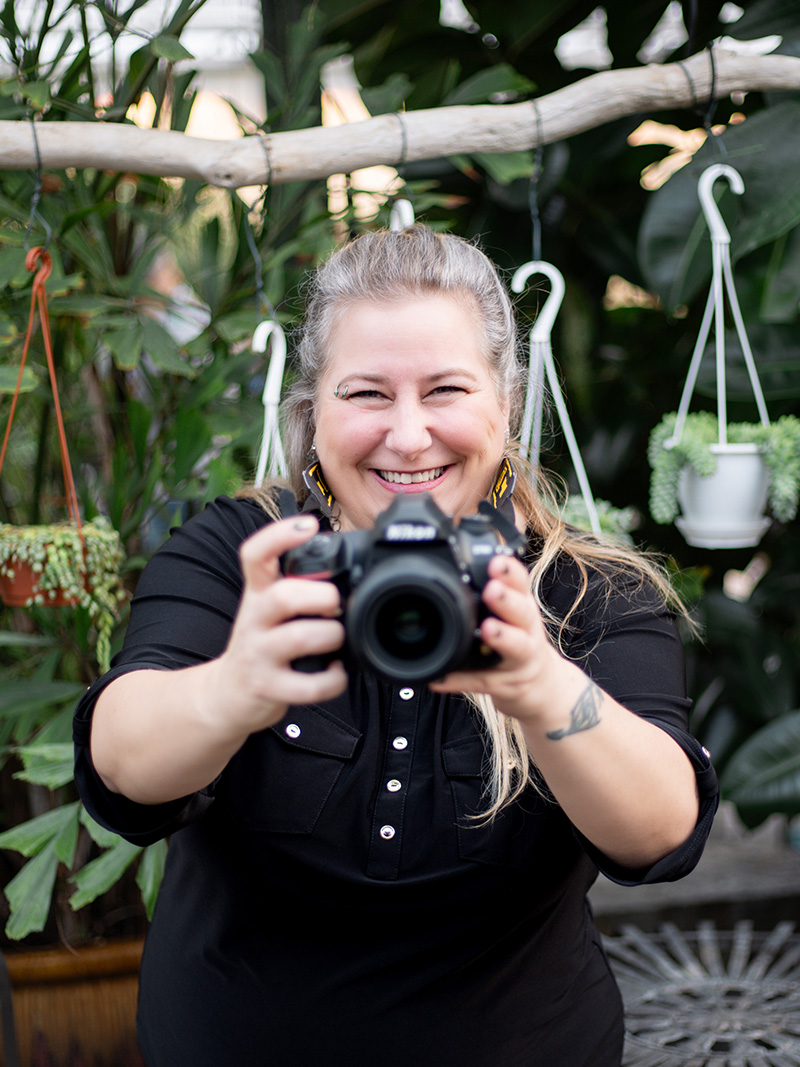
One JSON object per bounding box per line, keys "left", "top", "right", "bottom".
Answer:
{"left": 243, "top": 225, "right": 682, "bottom": 818}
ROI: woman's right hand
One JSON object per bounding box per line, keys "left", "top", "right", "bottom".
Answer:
{"left": 91, "top": 515, "right": 347, "bottom": 805}
{"left": 207, "top": 514, "right": 348, "bottom": 735}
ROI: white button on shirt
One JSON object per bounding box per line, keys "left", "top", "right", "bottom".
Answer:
{"left": 386, "top": 780, "right": 402, "bottom": 793}
{"left": 285, "top": 723, "right": 301, "bottom": 739}
{"left": 379, "top": 825, "right": 396, "bottom": 840}
{"left": 392, "top": 736, "right": 409, "bottom": 751}
{"left": 399, "top": 687, "right": 414, "bottom": 700}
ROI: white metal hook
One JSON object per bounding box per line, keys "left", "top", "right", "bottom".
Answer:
{"left": 252, "top": 319, "right": 288, "bottom": 483}
{"left": 697, "top": 163, "right": 744, "bottom": 246}
{"left": 511, "top": 260, "right": 601, "bottom": 536}
{"left": 511, "top": 261, "right": 565, "bottom": 341}
{"left": 390, "top": 198, "right": 415, "bottom": 232}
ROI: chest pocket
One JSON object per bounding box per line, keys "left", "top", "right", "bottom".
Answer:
{"left": 226, "top": 705, "right": 361, "bottom": 834}
{"left": 442, "top": 733, "right": 553, "bottom": 868}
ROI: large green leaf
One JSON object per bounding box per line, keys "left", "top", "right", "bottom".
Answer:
{"left": 442, "top": 63, "right": 534, "bottom": 106}
{"left": 0, "top": 365, "right": 39, "bottom": 394}
{"left": 13, "top": 742, "right": 75, "bottom": 788}
{"left": 80, "top": 805, "right": 123, "bottom": 849}
{"left": 136, "top": 839, "right": 167, "bottom": 919}
{"left": 4, "top": 842, "right": 59, "bottom": 939}
{"left": 0, "top": 681, "right": 85, "bottom": 719}
{"left": 760, "top": 226, "right": 800, "bottom": 323}
{"left": 70, "top": 838, "right": 142, "bottom": 911}
{"left": 639, "top": 101, "right": 800, "bottom": 310}
{"left": 0, "top": 801, "right": 79, "bottom": 858}
{"left": 721, "top": 709, "right": 800, "bottom": 825}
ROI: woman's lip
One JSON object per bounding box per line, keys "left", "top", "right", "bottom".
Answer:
{"left": 371, "top": 466, "right": 451, "bottom": 492}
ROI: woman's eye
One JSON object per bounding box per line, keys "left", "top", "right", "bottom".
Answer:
{"left": 430, "top": 385, "right": 467, "bottom": 397}
{"left": 348, "top": 389, "right": 388, "bottom": 402}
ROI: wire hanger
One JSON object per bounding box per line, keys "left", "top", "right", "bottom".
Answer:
{"left": 253, "top": 317, "right": 288, "bottom": 484}
{"left": 512, "top": 120, "right": 602, "bottom": 537}
{"left": 243, "top": 208, "right": 289, "bottom": 485}
{"left": 666, "top": 163, "right": 769, "bottom": 449}
{"left": 511, "top": 262, "right": 601, "bottom": 537}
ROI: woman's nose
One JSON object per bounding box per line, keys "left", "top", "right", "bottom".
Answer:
{"left": 384, "top": 399, "right": 433, "bottom": 457}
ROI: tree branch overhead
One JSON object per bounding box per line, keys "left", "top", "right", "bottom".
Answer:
{"left": 1, "top": 50, "right": 798, "bottom": 188}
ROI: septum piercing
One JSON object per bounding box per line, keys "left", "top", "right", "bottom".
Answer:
{"left": 333, "top": 382, "right": 349, "bottom": 399}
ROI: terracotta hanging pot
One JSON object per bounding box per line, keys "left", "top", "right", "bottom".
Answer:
{"left": 0, "top": 556, "right": 80, "bottom": 607}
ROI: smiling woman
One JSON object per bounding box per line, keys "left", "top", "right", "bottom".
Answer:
{"left": 74, "top": 224, "right": 718, "bottom": 1067}
{"left": 313, "top": 296, "right": 510, "bottom": 530}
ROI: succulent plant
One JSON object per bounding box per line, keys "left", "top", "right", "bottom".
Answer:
{"left": 648, "top": 412, "right": 800, "bottom": 527}
{"left": 0, "top": 518, "right": 125, "bottom": 671}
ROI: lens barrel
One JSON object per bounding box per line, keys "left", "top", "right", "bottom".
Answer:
{"left": 346, "top": 554, "right": 476, "bottom": 682}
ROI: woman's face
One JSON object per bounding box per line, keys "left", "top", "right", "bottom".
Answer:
{"left": 313, "top": 295, "right": 510, "bottom": 531}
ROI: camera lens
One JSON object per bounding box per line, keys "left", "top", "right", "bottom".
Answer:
{"left": 375, "top": 593, "right": 443, "bottom": 660}
{"left": 346, "top": 555, "right": 475, "bottom": 682}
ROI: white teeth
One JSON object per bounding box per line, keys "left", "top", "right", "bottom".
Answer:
{"left": 379, "top": 467, "right": 445, "bottom": 484}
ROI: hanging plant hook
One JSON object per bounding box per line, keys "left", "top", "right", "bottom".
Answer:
{"left": 667, "top": 163, "right": 769, "bottom": 450}
{"left": 390, "top": 197, "right": 415, "bottom": 232}
{"left": 252, "top": 318, "right": 288, "bottom": 485}
{"left": 511, "top": 261, "right": 601, "bottom": 537}
{"left": 697, "top": 163, "right": 743, "bottom": 244}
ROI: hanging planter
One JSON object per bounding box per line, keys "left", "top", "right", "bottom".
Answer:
{"left": 649, "top": 411, "right": 800, "bottom": 548}
{"left": 0, "top": 519, "right": 124, "bottom": 668}
{"left": 0, "top": 248, "right": 125, "bottom": 670}
{"left": 648, "top": 164, "right": 800, "bottom": 549}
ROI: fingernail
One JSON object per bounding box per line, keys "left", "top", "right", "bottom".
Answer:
{"left": 293, "top": 517, "right": 317, "bottom": 531}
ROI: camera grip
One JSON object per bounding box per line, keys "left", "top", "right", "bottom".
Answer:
{"left": 291, "top": 650, "right": 336, "bottom": 673}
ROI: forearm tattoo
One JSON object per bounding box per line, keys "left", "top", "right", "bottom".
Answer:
{"left": 546, "top": 681, "right": 604, "bottom": 740}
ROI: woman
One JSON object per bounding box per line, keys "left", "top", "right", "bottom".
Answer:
{"left": 74, "top": 225, "right": 718, "bottom": 1067}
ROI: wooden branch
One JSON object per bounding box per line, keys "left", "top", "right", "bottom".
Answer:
{"left": 1, "top": 49, "right": 799, "bottom": 188}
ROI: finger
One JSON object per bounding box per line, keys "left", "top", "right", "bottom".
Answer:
{"left": 481, "top": 577, "right": 541, "bottom": 633}
{"left": 255, "top": 577, "right": 342, "bottom": 629}
{"left": 239, "top": 515, "right": 319, "bottom": 593}
{"left": 487, "top": 553, "right": 531, "bottom": 591}
{"left": 279, "top": 660, "right": 349, "bottom": 705}
{"left": 268, "top": 617, "right": 346, "bottom": 666}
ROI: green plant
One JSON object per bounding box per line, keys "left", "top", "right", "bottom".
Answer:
{"left": 648, "top": 411, "right": 800, "bottom": 526}
{"left": 560, "top": 495, "right": 637, "bottom": 541}
{"left": 0, "top": 519, "right": 125, "bottom": 672}
{"left": 719, "top": 708, "right": 800, "bottom": 827}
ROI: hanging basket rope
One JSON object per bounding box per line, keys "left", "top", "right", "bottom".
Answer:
{"left": 0, "top": 247, "right": 83, "bottom": 539}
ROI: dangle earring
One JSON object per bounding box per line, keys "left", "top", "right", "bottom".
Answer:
{"left": 301, "top": 444, "right": 342, "bottom": 530}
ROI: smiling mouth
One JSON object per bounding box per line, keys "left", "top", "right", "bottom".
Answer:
{"left": 376, "top": 466, "right": 447, "bottom": 485}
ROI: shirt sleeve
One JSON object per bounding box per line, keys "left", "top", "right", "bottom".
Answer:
{"left": 72, "top": 496, "right": 270, "bottom": 845}
{"left": 550, "top": 565, "right": 720, "bottom": 886}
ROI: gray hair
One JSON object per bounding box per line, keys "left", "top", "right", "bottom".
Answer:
{"left": 283, "top": 224, "right": 524, "bottom": 499}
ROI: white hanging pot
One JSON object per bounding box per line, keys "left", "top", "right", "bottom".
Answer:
{"left": 676, "top": 443, "right": 771, "bottom": 548}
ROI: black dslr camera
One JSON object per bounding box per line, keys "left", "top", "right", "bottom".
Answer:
{"left": 282, "top": 493, "right": 523, "bottom": 683}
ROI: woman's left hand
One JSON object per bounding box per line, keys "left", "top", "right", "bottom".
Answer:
{"left": 428, "top": 553, "right": 567, "bottom": 723}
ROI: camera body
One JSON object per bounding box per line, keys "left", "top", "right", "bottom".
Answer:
{"left": 282, "top": 493, "right": 519, "bottom": 683}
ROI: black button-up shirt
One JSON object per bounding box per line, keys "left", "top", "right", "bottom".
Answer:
{"left": 74, "top": 496, "right": 718, "bottom": 1067}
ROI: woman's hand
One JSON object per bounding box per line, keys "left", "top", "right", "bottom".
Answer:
{"left": 428, "top": 553, "right": 566, "bottom": 723}
{"left": 91, "top": 515, "right": 347, "bottom": 805}
{"left": 206, "top": 515, "right": 348, "bottom": 736}
{"left": 429, "top": 553, "right": 700, "bottom": 869}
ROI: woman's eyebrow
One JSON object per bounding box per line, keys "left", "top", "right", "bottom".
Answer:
{"left": 342, "top": 368, "right": 481, "bottom": 385}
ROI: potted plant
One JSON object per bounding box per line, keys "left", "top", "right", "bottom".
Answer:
{"left": 648, "top": 411, "right": 800, "bottom": 548}
{"left": 0, "top": 518, "right": 125, "bottom": 672}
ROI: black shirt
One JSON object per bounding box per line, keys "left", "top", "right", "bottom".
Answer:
{"left": 73, "top": 496, "right": 718, "bottom": 1067}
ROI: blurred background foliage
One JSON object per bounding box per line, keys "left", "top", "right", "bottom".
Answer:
{"left": 0, "top": 0, "right": 799, "bottom": 945}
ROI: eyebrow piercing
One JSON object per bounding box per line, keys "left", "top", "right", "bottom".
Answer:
{"left": 333, "top": 382, "right": 349, "bottom": 399}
